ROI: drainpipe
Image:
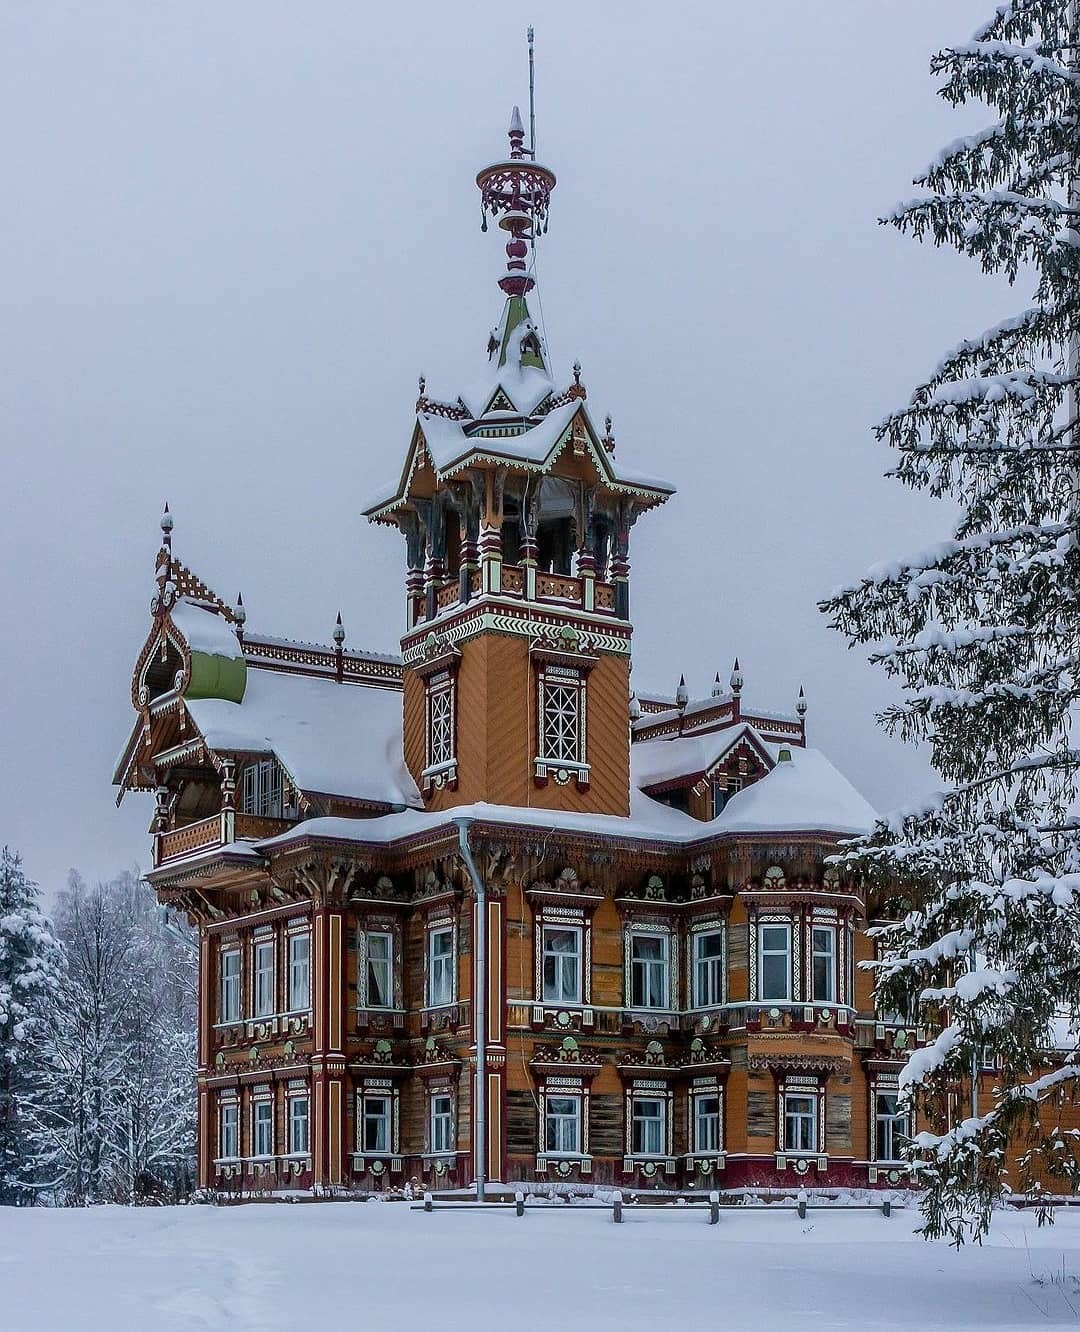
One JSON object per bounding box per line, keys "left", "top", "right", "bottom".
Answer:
{"left": 456, "top": 819, "right": 487, "bottom": 1202}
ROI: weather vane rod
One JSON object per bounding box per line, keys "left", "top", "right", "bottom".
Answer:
{"left": 527, "top": 25, "right": 536, "bottom": 158}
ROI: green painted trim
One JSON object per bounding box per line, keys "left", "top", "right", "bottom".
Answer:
{"left": 186, "top": 650, "right": 247, "bottom": 703}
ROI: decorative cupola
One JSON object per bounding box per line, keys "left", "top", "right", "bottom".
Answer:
{"left": 363, "top": 97, "right": 674, "bottom": 818}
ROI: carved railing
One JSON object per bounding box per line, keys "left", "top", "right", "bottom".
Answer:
{"left": 233, "top": 813, "right": 292, "bottom": 841}
{"left": 536, "top": 571, "right": 582, "bottom": 602}
{"left": 501, "top": 565, "right": 524, "bottom": 594}
{"left": 157, "top": 815, "right": 222, "bottom": 863}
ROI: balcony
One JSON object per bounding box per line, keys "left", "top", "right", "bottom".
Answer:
{"left": 155, "top": 811, "right": 292, "bottom": 866}
{"left": 418, "top": 562, "right": 620, "bottom": 627}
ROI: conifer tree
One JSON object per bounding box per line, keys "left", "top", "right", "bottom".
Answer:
{"left": 0, "top": 847, "right": 60, "bottom": 1204}
{"left": 822, "top": 0, "right": 1080, "bottom": 1243}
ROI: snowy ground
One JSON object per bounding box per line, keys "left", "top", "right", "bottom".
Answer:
{"left": 5, "top": 1200, "right": 1080, "bottom": 1330}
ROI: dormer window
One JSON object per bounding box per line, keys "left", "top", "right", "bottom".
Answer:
{"left": 711, "top": 773, "right": 742, "bottom": 818}
{"left": 242, "top": 759, "right": 284, "bottom": 818}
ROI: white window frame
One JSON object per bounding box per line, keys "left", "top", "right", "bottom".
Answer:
{"left": 812, "top": 925, "right": 836, "bottom": 1004}
{"left": 253, "top": 938, "right": 276, "bottom": 1018}
{"left": 693, "top": 1092, "right": 722, "bottom": 1155}
{"left": 630, "top": 932, "right": 670, "bottom": 1010}
{"left": 287, "top": 931, "right": 310, "bottom": 1012}
{"left": 242, "top": 758, "right": 284, "bottom": 818}
{"left": 692, "top": 929, "right": 724, "bottom": 1008}
{"left": 873, "top": 1091, "right": 908, "bottom": 1163}
{"left": 364, "top": 930, "right": 394, "bottom": 1009}
{"left": 288, "top": 1094, "right": 309, "bottom": 1155}
{"left": 360, "top": 1093, "right": 392, "bottom": 1155}
{"left": 430, "top": 1092, "right": 454, "bottom": 1154}
{"left": 711, "top": 773, "right": 742, "bottom": 818}
{"left": 425, "top": 674, "right": 456, "bottom": 772}
{"left": 219, "top": 1099, "right": 239, "bottom": 1160}
{"left": 759, "top": 923, "right": 792, "bottom": 1002}
{"left": 783, "top": 1093, "right": 817, "bottom": 1154}
{"left": 219, "top": 947, "right": 241, "bottom": 1023}
{"left": 427, "top": 925, "right": 455, "bottom": 1008}
{"left": 542, "top": 925, "right": 583, "bottom": 1005}
{"left": 536, "top": 665, "right": 587, "bottom": 769}
{"left": 631, "top": 1095, "right": 666, "bottom": 1157}
{"left": 252, "top": 1098, "right": 274, "bottom": 1158}
{"left": 544, "top": 1093, "right": 583, "bottom": 1157}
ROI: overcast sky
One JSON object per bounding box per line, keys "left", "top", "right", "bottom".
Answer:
{"left": 1, "top": 0, "right": 1007, "bottom": 894}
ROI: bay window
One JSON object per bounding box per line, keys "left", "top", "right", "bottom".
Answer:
{"left": 759, "top": 923, "right": 791, "bottom": 1002}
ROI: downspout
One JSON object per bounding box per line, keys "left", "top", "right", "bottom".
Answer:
{"left": 456, "top": 818, "right": 487, "bottom": 1202}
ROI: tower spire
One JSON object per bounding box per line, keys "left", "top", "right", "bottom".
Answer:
{"left": 476, "top": 105, "right": 556, "bottom": 299}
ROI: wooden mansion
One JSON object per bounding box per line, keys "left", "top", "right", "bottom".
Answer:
{"left": 115, "top": 104, "right": 917, "bottom": 1200}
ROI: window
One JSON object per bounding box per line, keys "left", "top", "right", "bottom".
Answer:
{"left": 253, "top": 939, "right": 276, "bottom": 1018}
{"left": 288, "top": 1096, "right": 309, "bottom": 1155}
{"left": 253, "top": 1099, "right": 274, "bottom": 1157}
{"left": 288, "top": 932, "right": 310, "bottom": 1011}
{"left": 365, "top": 931, "right": 393, "bottom": 1008}
{"left": 759, "top": 924, "right": 791, "bottom": 1002}
{"left": 425, "top": 675, "right": 455, "bottom": 771}
{"left": 693, "top": 1094, "right": 721, "bottom": 1154}
{"left": 631, "top": 1097, "right": 666, "bottom": 1156}
{"left": 538, "top": 666, "right": 586, "bottom": 766}
{"left": 784, "top": 1094, "right": 817, "bottom": 1154}
{"left": 630, "top": 933, "right": 670, "bottom": 1009}
{"left": 430, "top": 1093, "right": 454, "bottom": 1154}
{"left": 219, "top": 948, "right": 241, "bottom": 1023}
{"left": 711, "top": 775, "right": 742, "bottom": 819}
{"left": 812, "top": 926, "right": 836, "bottom": 1003}
{"left": 242, "top": 759, "right": 284, "bottom": 818}
{"left": 874, "top": 1092, "right": 908, "bottom": 1162}
{"left": 542, "top": 926, "right": 582, "bottom": 1004}
{"left": 692, "top": 931, "right": 724, "bottom": 1008}
{"left": 362, "top": 1095, "right": 391, "bottom": 1154}
{"left": 427, "top": 926, "right": 454, "bottom": 1007}
{"left": 219, "top": 1100, "right": 239, "bottom": 1159}
{"left": 545, "top": 1095, "right": 582, "bottom": 1155}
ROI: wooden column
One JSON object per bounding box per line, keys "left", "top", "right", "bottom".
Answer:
{"left": 197, "top": 931, "right": 214, "bottom": 1190}
{"left": 311, "top": 905, "right": 347, "bottom": 1190}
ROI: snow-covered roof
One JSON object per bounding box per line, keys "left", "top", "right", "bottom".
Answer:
{"left": 631, "top": 722, "right": 772, "bottom": 790}
{"left": 714, "top": 746, "right": 877, "bottom": 837}
{"left": 169, "top": 598, "right": 242, "bottom": 660}
{"left": 185, "top": 669, "right": 421, "bottom": 808}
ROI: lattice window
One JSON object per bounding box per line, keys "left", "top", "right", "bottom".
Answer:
{"left": 242, "top": 759, "right": 284, "bottom": 818}
{"left": 423, "top": 672, "right": 457, "bottom": 792}
{"left": 535, "top": 665, "right": 588, "bottom": 784}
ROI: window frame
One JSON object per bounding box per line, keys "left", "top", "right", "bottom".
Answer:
{"left": 364, "top": 930, "right": 395, "bottom": 1010}
{"left": 287, "top": 930, "right": 310, "bottom": 1013}
{"left": 629, "top": 931, "right": 671, "bottom": 1010}
{"left": 361, "top": 1093, "right": 392, "bottom": 1156}
{"left": 541, "top": 924, "right": 583, "bottom": 1005}
{"left": 630, "top": 1095, "right": 667, "bottom": 1157}
{"left": 426, "top": 924, "right": 455, "bottom": 1008}
{"left": 287, "top": 1094, "right": 310, "bottom": 1156}
{"left": 219, "top": 946, "right": 242, "bottom": 1024}
{"left": 544, "top": 1093, "right": 583, "bottom": 1157}
{"left": 691, "top": 928, "right": 725, "bottom": 1008}
{"left": 242, "top": 758, "right": 284, "bottom": 819}
{"left": 811, "top": 925, "right": 836, "bottom": 1004}
{"left": 219, "top": 1098, "right": 239, "bottom": 1161}
{"left": 423, "top": 670, "right": 457, "bottom": 785}
{"left": 873, "top": 1090, "right": 909, "bottom": 1164}
{"left": 758, "top": 922, "right": 792, "bottom": 1003}
{"left": 429, "top": 1092, "right": 454, "bottom": 1155}
{"left": 252, "top": 1097, "right": 275, "bottom": 1159}
{"left": 783, "top": 1092, "right": 818, "bottom": 1155}
{"left": 253, "top": 937, "right": 276, "bottom": 1018}
{"left": 692, "top": 1091, "right": 722, "bottom": 1155}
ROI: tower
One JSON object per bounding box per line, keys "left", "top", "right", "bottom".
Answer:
{"left": 364, "top": 108, "right": 672, "bottom": 816}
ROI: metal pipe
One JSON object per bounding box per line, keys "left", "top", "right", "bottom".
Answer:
{"left": 456, "top": 818, "right": 487, "bottom": 1202}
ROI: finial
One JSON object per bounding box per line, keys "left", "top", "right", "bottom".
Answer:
{"left": 573, "top": 361, "right": 581, "bottom": 384}
{"left": 333, "top": 611, "right": 346, "bottom": 646}
{"left": 508, "top": 106, "right": 525, "bottom": 160}
{"left": 796, "top": 685, "right": 807, "bottom": 719}
{"left": 730, "top": 657, "right": 743, "bottom": 695}
{"left": 629, "top": 690, "right": 641, "bottom": 722}
{"left": 476, "top": 100, "right": 555, "bottom": 295}
{"left": 160, "top": 502, "right": 173, "bottom": 548}
{"left": 602, "top": 414, "right": 615, "bottom": 453}
{"left": 527, "top": 26, "right": 536, "bottom": 156}
{"left": 675, "top": 674, "right": 689, "bottom": 709}
{"left": 234, "top": 592, "right": 246, "bottom": 626}
{"left": 712, "top": 671, "right": 724, "bottom": 698}
{"left": 418, "top": 372, "right": 426, "bottom": 395}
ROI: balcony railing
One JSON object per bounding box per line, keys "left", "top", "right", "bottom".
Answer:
{"left": 423, "top": 563, "right": 618, "bottom": 624}
{"left": 156, "top": 811, "right": 292, "bottom": 865}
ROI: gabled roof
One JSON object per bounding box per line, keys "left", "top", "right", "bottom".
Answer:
{"left": 632, "top": 722, "right": 774, "bottom": 793}
{"left": 184, "top": 667, "right": 421, "bottom": 809}
{"left": 365, "top": 399, "right": 675, "bottom": 519}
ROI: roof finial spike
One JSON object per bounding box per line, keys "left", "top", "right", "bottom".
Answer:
{"left": 796, "top": 684, "right": 808, "bottom": 719}
{"left": 234, "top": 591, "right": 246, "bottom": 625}
{"left": 602, "top": 413, "right": 615, "bottom": 453}
{"left": 712, "top": 671, "right": 724, "bottom": 698}
{"left": 527, "top": 25, "right": 536, "bottom": 157}
{"left": 160, "top": 501, "right": 173, "bottom": 549}
{"left": 508, "top": 105, "right": 525, "bottom": 159}
{"left": 675, "top": 674, "right": 689, "bottom": 710}
{"left": 730, "top": 657, "right": 744, "bottom": 695}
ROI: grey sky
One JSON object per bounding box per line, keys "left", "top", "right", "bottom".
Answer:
{"left": 1, "top": 1, "right": 1005, "bottom": 893}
